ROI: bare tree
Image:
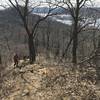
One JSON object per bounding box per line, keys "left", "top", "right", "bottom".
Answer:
{"left": 53, "top": 0, "right": 92, "bottom": 64}
{"left": 7, "top": 0, "right": 57, "bottom": 64}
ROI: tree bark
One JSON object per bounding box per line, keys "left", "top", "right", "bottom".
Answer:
{"left": 28, "top": 34, "right": 36, "bottom": 64}
{"left": 0, "top": 55, "right": 2, "bottom": 64}
{"left": 72, "top": 21, "right": 78, "bottom": 64}
{"left": 94, "top": 36, "right": 100, "bottom": 80}
{"left": 72, "top": 32, "right": 78, "bottom": 64}
{"left": 72, "top": 2, "right": 79, "bottom": 64}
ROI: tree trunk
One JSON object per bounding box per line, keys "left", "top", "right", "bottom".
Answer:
{"left": 0, "top": 55, "right": 2, "bottom": 64}
{"left": 28, "top": 34, "right": 36, "bottom": 64}
{"left": 71, "top": 1, "right": 79, "bottom": 64}
{"left": 72, "top": 36, "right": 77, "bottom": 64}
{"left": 94, "top": 36, "right": 100, "bottom": 80}
{"left": 72, "top": 23, "right": 78, "bottom": 64}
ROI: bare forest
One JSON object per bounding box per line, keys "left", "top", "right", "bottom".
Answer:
{"left": 0, "top": 0, "right": 100, "bottom": 100}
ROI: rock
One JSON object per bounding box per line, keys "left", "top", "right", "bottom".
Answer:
{"left": 22, "top": 89, "right": 30, "bottom": 96}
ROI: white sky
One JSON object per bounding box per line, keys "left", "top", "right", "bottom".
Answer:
{"left": 93, "top": 0, "right": 100, "bottom": 6}
{"left": 0, "top": 0, "right": 100, "bottom": 9}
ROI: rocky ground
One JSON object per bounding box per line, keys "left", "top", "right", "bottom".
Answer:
{"left": 0, "top": 59, "right": 100, "bottom": 100}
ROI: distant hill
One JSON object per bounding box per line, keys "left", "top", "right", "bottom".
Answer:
{"left": 32, "top": 7, "right": 100, "bottom": 25}
{"left": 32, "top": 7, "right": 68, "bottom": 14}
{"left": 0, "top": 6, "right": 100, "bottom": 42}
{"left": 0, "top": 7, "right": 67, "bottom": 43}
{"left": 32, "top": 7, "right": 100, "bottom": 17}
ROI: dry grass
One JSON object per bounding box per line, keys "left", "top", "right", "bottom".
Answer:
{"left": 0, "top": 59, "right": 100, "bottom": 100}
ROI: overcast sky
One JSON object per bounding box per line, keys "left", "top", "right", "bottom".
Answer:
{"left": 0, "top": 0, "right": 100, "bottom": 9}
{"left": 94, "top": 0, "right": 100, "bottom": 6}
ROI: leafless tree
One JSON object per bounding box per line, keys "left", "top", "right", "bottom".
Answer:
{"left": 52, "top": 0, "right": 93, "bottom": 64}
{"left": 7, "top": 0, "right": 57, "bottom": 64}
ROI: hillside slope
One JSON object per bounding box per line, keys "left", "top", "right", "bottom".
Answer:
{"left": 0, "top": 59, "right": 100, "bottom": 100}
